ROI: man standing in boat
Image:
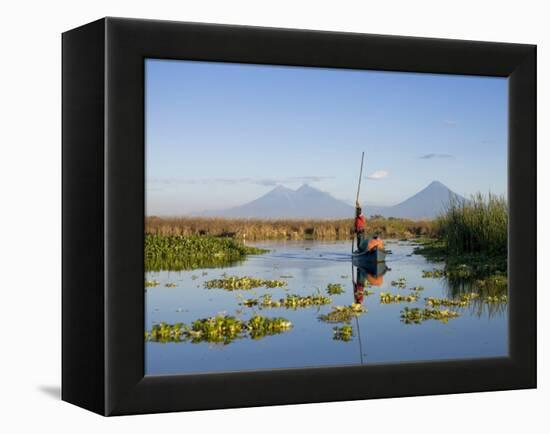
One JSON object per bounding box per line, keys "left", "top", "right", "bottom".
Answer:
{"left": 354, "top": 202, "right": 366, "bottom": 251}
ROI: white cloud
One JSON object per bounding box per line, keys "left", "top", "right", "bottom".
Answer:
{"left": 419, "top": 153, "right": 454, "bottom": 160}
{"left": 366, "top": 170, "right": 389, "bottom": 180}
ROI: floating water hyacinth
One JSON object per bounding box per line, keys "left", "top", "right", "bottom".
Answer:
{"left": 401, "top": 307, "right": 460, "bottom": 324}
{"left": 241, "top": 292, "right": 332, "bottom": 309}
{"left": 145, "top": 315, "right": 292, "bottom": 344}
{"left": 425, "top": 293, "right": 479, "bottom": 308}
{"left": 333, "top": 325, "right": 354, "bottom": 342}
{"left": 326, "top": 283, "right": 345, "bottom": 295}
{"left": 355, "top": 289, "right": 375, "bottom": 297}
{"left": 390, "top": 277, "right": 407, "bottom": 289}
{"left": 203, "top": 275, "right": 287, "bottom": 290}
{"left": 379, "top": 292, "right": 419, "bottom": 304}
{"left": 145, "top": 280, "right": 160, "bottom": 287}
{"left": 318, "top": 304, "right": 366, "bottom": 323}
{"left": 409, "top": 286, "right": 424, "bottom": 292}
{"left": 422, "top": 269, "right": 446, "bottom": 278}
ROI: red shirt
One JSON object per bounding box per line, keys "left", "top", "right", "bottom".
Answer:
{"left": 354, "top": 284, "right": 364, "bottom": 303}
{"left": 355, "top": 214, "right": 366, "bottom": 231}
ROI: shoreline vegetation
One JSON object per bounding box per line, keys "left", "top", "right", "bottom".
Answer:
{"left": 146, "top": 194, "right": 508, "bottom": 309}
{"left": 413, "top": 194, "right": 508, "bottom": 301}
{"left": 145, "top": 234, "right": 268, "bottom": 271}
{"left": 146, "top": 216, "right": 433, "bottom": 240}
{"left": 144, "top": 195, "right": 508, "bottom": 344}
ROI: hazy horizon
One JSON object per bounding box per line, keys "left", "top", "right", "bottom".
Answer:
{"left": 146, "top": 59, "right": 508, "bottom": 216}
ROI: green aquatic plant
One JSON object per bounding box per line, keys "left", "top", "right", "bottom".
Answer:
{"left": 145, "top": 280, "right": 160, "bottom": 288}
{"left": 146, "top": 322, "right": 187, "bottom": 342}
{"left": 246, "top": 315, "right": 293, "bottom": 339}
{"left": 241, "top": 292, "right": 332, "bottom": 309}
{"left": 425, "top": 293, "right": 479, "bottom": 308}
{"left": 400, "top": 307, "right": 460, "bottom": 324}
{"left": 145, "top": 314, "right": 292, "bottom": 344}
{"left": 483, "top": 294, "right": 508, "bottom": 304}
{"left": 422, "top": 269, "right": 446, "bottom": 278}
{"left": 333, "top": 325, "right": 354, "bottom": 342}
{"left": 204, "top": 275, "right": 287, "bottom": 291}
{"left": 318, "top": 304, "right": 366, "bottom": 324}
{"left": 326, "top": 283, "right": 345, "bottom": 295}
{"left": 145, "top": 234, "right": 268, "bottom": 271}
{"left": 410, "top": 286, "right": 424, "bottom": 292}
{"left": 281, "top": 293, "right": 332, "bottom": 308}
{"left": 390, "top": 277, "right": 407, "bottom": 289}
{"left": 475, "top": 274, "right": 508, "bottom": 292}
{"left": 164, "top": 282, "right": 177, "bottom": 288}
{"left": 189, "top": 315, "right": 243, "bottom": 343}
{"left": 355, "top": 289, "right": 375, "bottom": 297}
{"left": 379, "top": 292, "right": 419, "bottom": 304}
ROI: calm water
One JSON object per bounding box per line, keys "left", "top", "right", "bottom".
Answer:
{"left": 145, "top": 240, "right": 508, "bottom": 375}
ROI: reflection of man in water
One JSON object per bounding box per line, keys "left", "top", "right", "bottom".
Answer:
{"left": 353, "top": 267, "right": 367, "bottom": 304}
{"left": 353, "top": 266, "right": 385, "bottom": 303}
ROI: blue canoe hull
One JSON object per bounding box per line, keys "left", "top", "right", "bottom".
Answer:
{"left": 352, "top": 247, "right": 386, "bottom": 265}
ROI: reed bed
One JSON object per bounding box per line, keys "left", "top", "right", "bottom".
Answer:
{"left": 434, "top": 193, "right": 507, "bottom": 256}
{"left": 145, "top": 216, "right": 434, "bottom": 241}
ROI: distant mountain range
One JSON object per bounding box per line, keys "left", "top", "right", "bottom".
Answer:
{"left": 198, "top": 181, "right": 465, "bottom": 220}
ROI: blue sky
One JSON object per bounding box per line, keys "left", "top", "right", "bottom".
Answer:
{"left": 146, "top": 59, "right": 507, "bottom": 216}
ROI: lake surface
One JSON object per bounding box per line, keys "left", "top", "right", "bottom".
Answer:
{"left": 145, "top": 240, "right": 508, "bottom": 376}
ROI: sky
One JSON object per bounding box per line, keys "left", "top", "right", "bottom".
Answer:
{"left": 145, "top": 59, "right": 508, "bottom": 216}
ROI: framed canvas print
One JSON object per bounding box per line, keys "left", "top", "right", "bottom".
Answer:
{"left": 62, "top": 17, "right": 536, "bottom": 415}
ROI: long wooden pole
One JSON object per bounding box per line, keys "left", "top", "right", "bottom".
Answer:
{"left": 355, "top": 152, "right": 365, "bottom": 205}
{"left": 352, "top": 152, "right": 365, "bottom": 254}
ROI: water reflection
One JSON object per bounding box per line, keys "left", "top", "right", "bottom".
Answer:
{"left": 443, "top": 275, "right": 508, "bottom": 318}
{"left": 353, "top": 263, "right": 388, "bottom": 304}
{"left": 145, "top": 240, "right": 508, "bottom": 375}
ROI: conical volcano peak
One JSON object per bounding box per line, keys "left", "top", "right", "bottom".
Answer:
{"left": 296, "top": 183, "right": 317, "bottom": 193}
{"left": 425, "top": 180, "right": 446, "bottom": 189}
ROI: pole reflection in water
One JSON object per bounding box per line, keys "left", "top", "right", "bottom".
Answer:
{"left": 352, "top": 262, "right": 389, "bottom": 364}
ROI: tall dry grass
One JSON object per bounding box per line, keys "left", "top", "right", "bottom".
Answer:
{"left": 145, "top": 216, "right": 434, "bottom": 240}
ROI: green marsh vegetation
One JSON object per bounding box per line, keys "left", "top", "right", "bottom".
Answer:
{"left": 326, "top": 283, "right": 345, "bottom": 295}
{"left": 204, "top": 275, "right": 287, "bottom": 290}
{"left": 379, "top": 292, "right": 419, "bottom": 304}
{"left": 241, "top": 292, "right": 332, "bottom": 309}
{"left": 145, "top": 315, "right": 292, "bottom": 344}
{"left": 401, "top": 307, "right": 461, "bottom": 324}
{"left": 390, "top": 277, "right": 407, "bottom": 289}
{"left": 332, "top": 325, "right": 354, "bottom": 341}
{"left": 318, "top": 304, "right": 366, "bottom": 324}
{"left": 145, "top": 234, "right": 267, "bottom": 271}
{"left": 414, "top": 193, "right": 508, "bottom": 304}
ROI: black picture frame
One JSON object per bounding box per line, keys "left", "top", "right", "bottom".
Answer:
{"left": 62, "top": 17, "right": 536, "bottom": 416}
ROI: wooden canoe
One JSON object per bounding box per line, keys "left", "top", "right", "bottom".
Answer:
{"left": 352, "top": 247, "right": 386, "bottom": 265}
